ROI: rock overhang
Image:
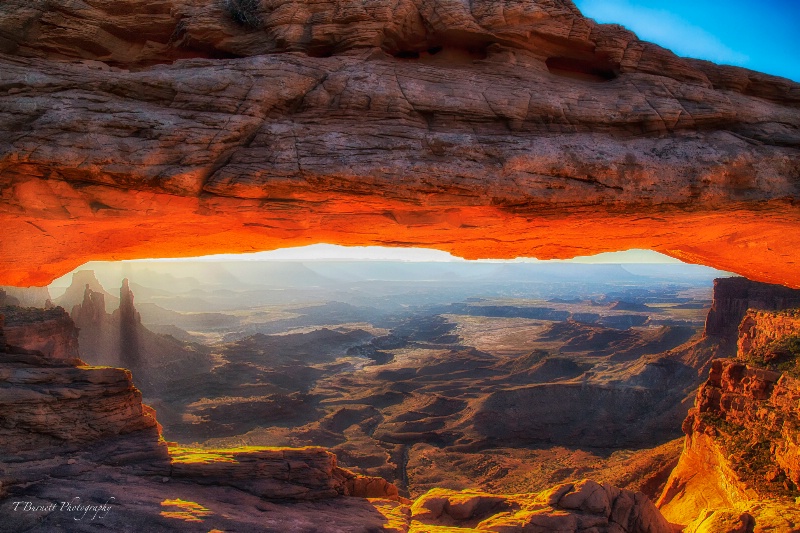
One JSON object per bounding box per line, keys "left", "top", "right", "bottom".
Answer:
{"left": 0, "top": 0, "right": 798, "bottom": 287}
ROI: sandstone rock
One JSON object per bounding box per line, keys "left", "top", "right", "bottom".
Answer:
{"left": 738, "top": 309, "right": 800, "bottom": 356}
{"left": 0, "top": 1, "right": 798, "bottom": 287}
{"left": 169, "top": 446, "right": 353, "bottom": 500}
{"left": 0, "top": 344, "right": 171, "bottom": 495}
{"left": 1, "top": 305, "right": 79, "bottom": 358}
{"left": 344, "top": 474, "right": 405, "bottom": 502}
{"left": 117, "top": 277, "right": 141, "bottom": 370}
{"left": 684, "top": 509, "right": 754, "bottom": 533}
{"left": 659, "top": 310, "right": 800, "bottom": 528}
{"left": 704, "top": 278, "right": 800, "bottom": 343}
{"left": 410, "top": 482, "right": 672, "bottom": 532}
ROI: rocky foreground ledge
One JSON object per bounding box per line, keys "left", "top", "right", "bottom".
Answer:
{"left": 0, "top": 311, "right": 671, "bottom": 531}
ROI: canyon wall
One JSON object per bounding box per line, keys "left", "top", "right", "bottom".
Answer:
{"left": 0, "top": 318, "right": 170, "bottom": 496}
{"left": 0, "top": 0, "right": 798, "bottom": 286}
{"left": 1, "top": 305, "right": 79, "bottom": 358}
{"left": 738, "top": 309, "right": 800, "bottom": 357}
{"left": 704, "top": 278, "right": 800, "bottom": 343}
{"left": 658, "top": 310, "right": 800, "bottom": 530}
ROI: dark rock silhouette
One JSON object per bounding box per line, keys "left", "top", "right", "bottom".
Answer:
{"left": 118, "top": 278, "right": 141, "bottom": 371}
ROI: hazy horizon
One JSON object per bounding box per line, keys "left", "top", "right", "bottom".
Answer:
{"left": 45, "top": 246, "right": 732, "bottom": 303}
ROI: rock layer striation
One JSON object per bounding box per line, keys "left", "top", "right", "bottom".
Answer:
{"left": 658, "top": 309, "right": 800, "bottom": 530}
{"left": 0, "top": 0, "right": 798, "bottom": 286}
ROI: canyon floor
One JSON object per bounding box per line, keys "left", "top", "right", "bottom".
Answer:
{"left": 3, "top": 261, "right": 800, "bottom": 532}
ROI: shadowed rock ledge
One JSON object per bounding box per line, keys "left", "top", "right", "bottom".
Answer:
{"left": 0, "top": 0, "right": 798, "bottom": 286}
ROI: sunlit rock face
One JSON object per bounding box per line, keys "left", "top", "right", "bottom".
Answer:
{"left": 0, "top": 0, "right": 798, "bottom": 287}
{"left": 0, "top": 315, "right": 170, "bottom": 498}
{"left": 658, "top": 309, "right": 800, "bottom": 529}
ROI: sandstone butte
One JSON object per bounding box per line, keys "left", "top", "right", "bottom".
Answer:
{"left": 0, "top": 0, "right": 798, "bottom": 287}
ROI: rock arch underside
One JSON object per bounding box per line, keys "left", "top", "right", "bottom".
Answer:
{"left": 0, "top": 0, "right": 798, "bottom": 287}
{"left": 3, "top": 3, "right": 800, "bottom": 531}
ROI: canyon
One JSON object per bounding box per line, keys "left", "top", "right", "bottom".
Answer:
{"left": 1, "top": 0, "right": 799, "bottom": 531}
{"left": 1, "top": 298, "right": 679, "bottom": 532}
{"left": 0, "top": 265, "right": 800, "bottom": 532}
{"left": 3, "top": 259, "right": 800, "bottom": 531}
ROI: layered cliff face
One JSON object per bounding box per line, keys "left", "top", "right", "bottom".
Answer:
{"left": 658, "top": 309, "right": 800, "bottom": 530}
{"left": 0, "top": 0, "right": 799, "bottom": 287}
{"left": 0, "top": 305, "right": 79, "bottom": 358}
{"left": 0, "top": 315, "right": 170, "bottom": 497}
{"left": 704, "top": 278, "right": 800, "bottom": 344}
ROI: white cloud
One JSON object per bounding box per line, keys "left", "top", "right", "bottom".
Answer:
{"left": 576, "top": 0, "right": 750, "bottom": 66}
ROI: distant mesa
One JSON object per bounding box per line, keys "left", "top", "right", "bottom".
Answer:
{"left": 55, "top": 270, "right": 119, "bottom": 313}
{"left": 608, "top": 300, "right": 651, "bottom": 312}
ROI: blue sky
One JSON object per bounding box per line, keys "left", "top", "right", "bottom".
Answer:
{"left": 574, "top": 0, "right": 800, "bottom": 82}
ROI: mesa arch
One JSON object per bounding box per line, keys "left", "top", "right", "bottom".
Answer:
{"left": 0, "top": 0, "right": 798, "bottom": 287}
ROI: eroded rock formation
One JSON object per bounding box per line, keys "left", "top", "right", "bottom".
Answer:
{"left": 64, "top": 273, "right": 214, "bottom": 397}
{"left": 0, "top": 0, "right": 798, "bottom": 287}
{"left": 0, "top": 305, "right": 79, "bottom": 358}
{"left": 658, "top": 309, "right": 800, "bottom": 530}
{"left": 118, "top": 278, "right": 142, "bottom": 370}
{"left": 0, "top": 328, "right": 170, "bottom": 497}
{"left": 409, "top": 481, "right": 673, "bottom": 532}
{"left": 55, "top": 269, "right": 118, "bottom": 313}
{"left": 704, "top": 277, "right": 800, "bottom": 344}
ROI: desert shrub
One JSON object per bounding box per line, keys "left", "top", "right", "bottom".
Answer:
{"left": 222, "top": 0, "right": 262, "bottom": 29}
{"left": 743, "top": 334, "right": 800, "bottom": 378}
{"left": 702, "top": 409, "right": 799, "bottom": 498}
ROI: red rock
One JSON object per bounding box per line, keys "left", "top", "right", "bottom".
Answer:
{"left": 1, "top": 305, "right": 79, "bottom": 359}
{"left": 738, "top": 309, "right": 800, "bottom": 356}
{"left": 410, "top": 483, "right": 672, "bottom": 532}
{"left": 0, "top": 1, "right": 798, "bottom": 287}
{"left": 659, "top": 310, "right": 800, "bottom": 527}
{"left": 704, "top": 278, "right": 800, "bottom": 343}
